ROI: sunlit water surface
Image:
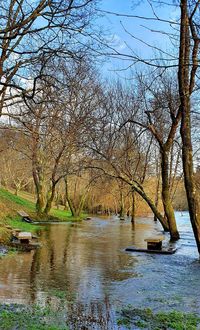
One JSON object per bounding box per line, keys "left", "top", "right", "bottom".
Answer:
{"left": 0, "top": 212, "right": 199, "bottom": 328}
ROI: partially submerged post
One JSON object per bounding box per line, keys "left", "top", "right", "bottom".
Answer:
{"left": 144, "top": 236, "right": 164, "bottom": 251}
{"left": 125, "top": 236, "right": 177, "bottom": 254}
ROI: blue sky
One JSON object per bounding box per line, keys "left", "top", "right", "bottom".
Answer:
{"left": 98, "top": 0, "right": 179, "bottom": 77}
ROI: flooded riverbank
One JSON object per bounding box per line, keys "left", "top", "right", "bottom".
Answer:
{"left": 0, "top": 212, "right": 199, "bottom": 328}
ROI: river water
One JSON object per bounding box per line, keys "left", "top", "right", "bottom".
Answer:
{"left": 0, "top": 212, "right": 199, "bottom": 328}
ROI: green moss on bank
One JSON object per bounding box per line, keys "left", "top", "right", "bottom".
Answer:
{"left": 50, "top": 208, "right": 86, "bottom": 221}
{"left": 0, "top": 304, "right": 69, "bottom": 330}
{"left": 5, "top": 216, "right": 40, "bottom": 232}
{"left": 50, "top": 208, "right": 74, "bottom": 221}
{"left": 117, "top": 307, "right": 200, "bottom": 329}
{"left": 1, "top": 304, "right": 199, "bottom": 330}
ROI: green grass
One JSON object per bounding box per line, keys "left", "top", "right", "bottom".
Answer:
{"left": 50, "top": 208, "right": 86, "bottom": 221}
{"left": 0, "top": 189, "right": 35, "bottom": 211}
{"left": 0, "top": 188, "right": 85, "bottom": 223}
{"left": 118, "top": 307, "right": 200, "bottom": 330}
{"left": 50, "top": 208, "right": 73, "bottom": 221}
{"left": 0, "top": 304, "right": 69, "bottom": 330}
{"left": 5, "top": 216, "right": 40, "bottom": 232}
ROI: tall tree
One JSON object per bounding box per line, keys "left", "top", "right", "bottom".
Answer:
{"left": 102, "top": 1, "right": 200, "bottom": 249}
{"left": 87, "top": 83, "right": 169, "bottom": 231}
{"left": 126, "top": 72, "right": 181, "bottom": 240}
{"left": 0, "top": 0, "right": 99, "bottom": 115}
{"left": 178, "top": 0, "right": 200, "bottom": 253}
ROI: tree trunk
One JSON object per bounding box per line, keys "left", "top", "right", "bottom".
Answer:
{"left": 181, "top": 106, "right": 200, "bottom": 252}
{"left": 64, "top": 176, "right": 81, "bottom": 217}
{"left": 55, "top": 191, "right": 60, "bottom": 210}
{"left": 67, "top": 197, "right": 77, "bottom": 217}
{"left": 154, "top": 168, "right": 160, "bottom": 222}
{"left": 44, "top": 183, "right": 56, "bottom": 215}
{"left": 67, "top": 199, "right": 83, "bottom": 218}
{"left": 15, "top": 186, "right": 19, "bottom": 196}
{"left": 178, "top": 0, "right": 200, "bottom": 253}
{"left": 77, "top": 193, "right": 87, "bottom": 217}
{"left": 131, "top": 190, "right": 135, "bottom": 223}
{"left": 161, "top": 149, "right": 180, "bottom": 240}
{"left": 132, "top": 183, "right": 169, "bottom": 231}
{"left": 32, "top": 135, "right": 45, "bottom": 215}
{"left": 119, "top": 190, "right": 125, "bottom": 218}
{"left": 64, "top": 177, "right": 74, "bottom": 216}
{"left": 36, "top": 187, "right": 45, "bottom": 214}
{"left": 32, "top": 165, "right": 45, "bottom": 214}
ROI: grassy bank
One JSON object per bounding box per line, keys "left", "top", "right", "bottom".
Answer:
{"left": 0, "top": 304, "right": 69, "bottom": 330}
{"left": 0, "top": 188, "right": 84, "bottom": 244}
{"left": 117, "top": 306, "right": 200, "bottom": 329}
{"left": 0, "top": 303, "right": 199, "bottom": 330}
{"left": 0, "top": 188, "right": 84, "bottom": 221}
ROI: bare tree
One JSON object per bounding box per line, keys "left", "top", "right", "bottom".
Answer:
{"left": 4, "top": 57, "right": 102, "bottom": 216}
{"left": 87, "top": 83, "right": 169, "bottom": 231}
{"left": 101, "top": 1, "right": 200, "bottom": 248}
{"left": 125, "top": 71, "right": 181, "bottom": 240}
{"left": 64, "top": 169, "right": 98, "bottom": 218}
{"left": 0, "top": 128, "right": 32, "bottom": 194}
{"left": 178, "top": 0, "right": 200, "bottom": 253}
{"left": 0, "top": 0, "right": 99, "bottom": 115}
